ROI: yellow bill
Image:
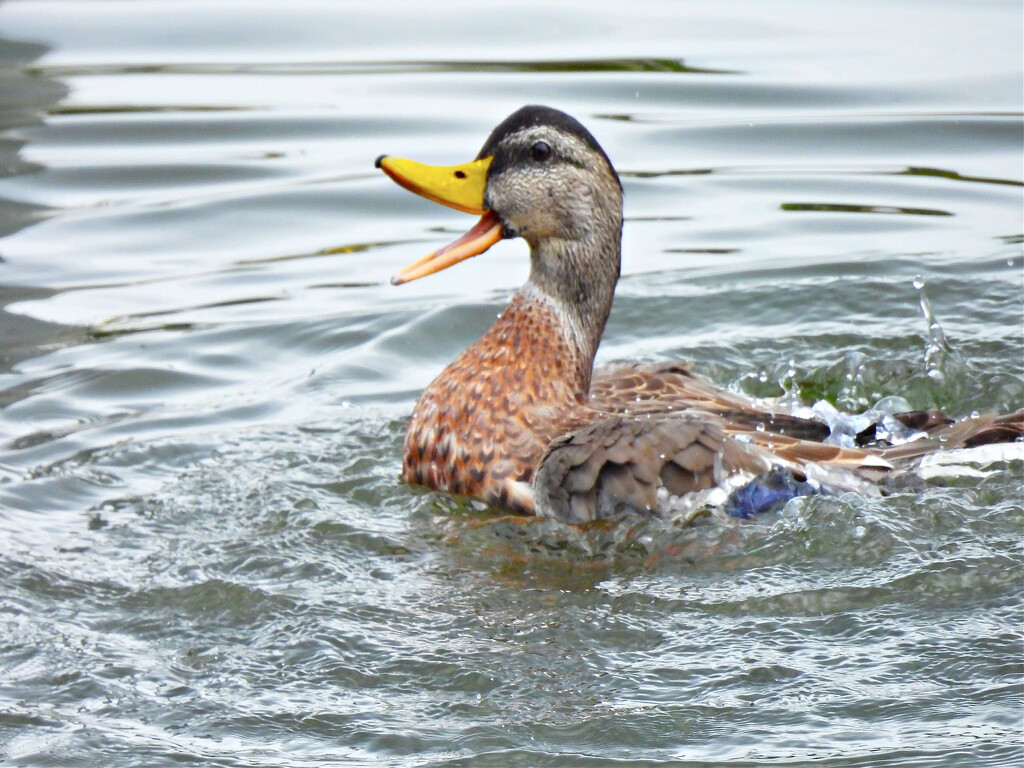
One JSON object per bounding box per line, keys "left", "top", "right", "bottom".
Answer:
{"left": 376, "top": 155, "right": 491, "bottom": 214}
{"left": 376, "top": 154, "right": 502, "bottom": 284}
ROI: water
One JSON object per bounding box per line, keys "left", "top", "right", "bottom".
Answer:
{"left": 0, "top": 1, "right": 1021, "bottom": 765}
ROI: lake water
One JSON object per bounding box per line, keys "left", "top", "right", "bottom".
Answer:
{"left": 0, "top": 1, "right": 1021, "bottom": 766}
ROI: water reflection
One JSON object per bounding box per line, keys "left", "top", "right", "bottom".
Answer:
{"left": 780, "top": 202, "right": 953, "bottom": 216}
{"left": 0, "top": 37, "right": 76, "bottom": 376}
{"left": 30, "top": 57, "right": 742, "bottom": 77}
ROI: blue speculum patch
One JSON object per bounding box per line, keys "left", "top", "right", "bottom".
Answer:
{"left": 724, "top": 465, "right": 819, "bottom": 519}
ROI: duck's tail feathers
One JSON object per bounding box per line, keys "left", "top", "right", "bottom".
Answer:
{"left": 879, "top": 409, "right": 1024, "bottom": 463}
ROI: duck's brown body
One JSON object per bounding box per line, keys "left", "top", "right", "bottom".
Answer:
{"left": 381, "top": 105, "right": 1022, "bottom": 523}
{"left": 400, "top": 282, "right": 881, "bottom": 517}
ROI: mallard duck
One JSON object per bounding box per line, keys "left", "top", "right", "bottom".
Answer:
{"left": 376, "top": 105, "right": 1022, "bottom": 523}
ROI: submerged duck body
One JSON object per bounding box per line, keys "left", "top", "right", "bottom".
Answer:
{"left": 377, "top": 105, "right": 1022, "bottom": 523}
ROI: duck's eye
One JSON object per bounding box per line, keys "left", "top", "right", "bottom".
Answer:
{"left": 531, "top": 141, "right": 552, "bottom": 162}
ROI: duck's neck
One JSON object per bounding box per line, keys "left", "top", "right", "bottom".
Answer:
{"left": 520, "top": 226, "right": 622, "bottom": 397}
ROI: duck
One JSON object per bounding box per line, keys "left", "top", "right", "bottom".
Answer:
{"left": 375, "top": 105, "right": 1022, "bottom": 524}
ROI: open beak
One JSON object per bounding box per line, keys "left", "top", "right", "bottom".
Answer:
{"left": 376, "top": 155, "right": 503, "bottom": 285}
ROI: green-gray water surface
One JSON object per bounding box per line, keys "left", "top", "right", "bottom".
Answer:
{"left": 0, "top": 1, "right": 1021, "bottom": 766}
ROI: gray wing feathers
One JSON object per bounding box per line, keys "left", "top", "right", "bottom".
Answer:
{"left": 534, "top": 413, "right": 771, "bottom": 523}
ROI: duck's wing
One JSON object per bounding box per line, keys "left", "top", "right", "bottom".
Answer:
{"left": 533, "top": 411, "right": 891, "bottom": 524}
{"left": 592, "top": 361, "right": 1023, "bottom": 450}
{"left": 590, "top": 362, "right": 762, "bottom": 414}
{"left": 590, "top": 361, "right": 831, "bottom": 439}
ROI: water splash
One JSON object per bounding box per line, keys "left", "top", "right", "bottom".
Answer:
{"left": 837, "top": 349, "right": 869, "bottom": 412}
{"left": 785, "top": 278, "right": 983, "bottom": 445}
{"left": 915, "top": 275, "right": 947, "bottom": 381}
{"left": 914, "top": 274, "right": 970, "bottom": 404}
{"left": 777, "top": 358, "right": 802, "bottom": 409}
{"left": 792, "top": 395, "right": 922, "bottom": 448}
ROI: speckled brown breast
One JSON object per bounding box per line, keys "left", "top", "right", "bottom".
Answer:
{"left": 402, "top": 290, "right": 593, "bottom": 511}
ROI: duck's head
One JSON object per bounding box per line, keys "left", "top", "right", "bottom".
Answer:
{"left": 376, "top": 105, "right": 623, "bottom": 287}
